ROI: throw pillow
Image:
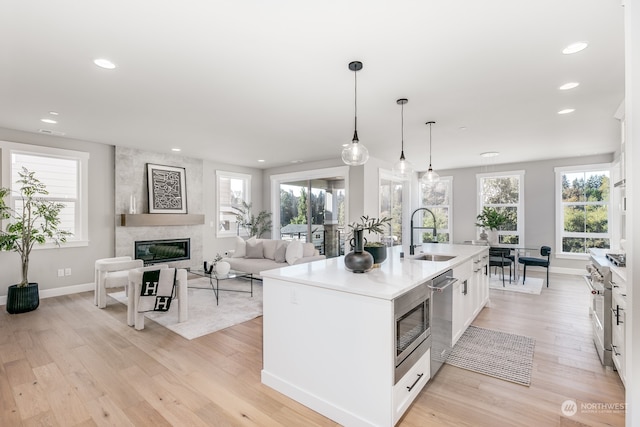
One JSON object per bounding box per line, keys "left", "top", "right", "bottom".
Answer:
{"left": 302, "top": 242, "right": 316, "bottom": 258}
{"left": 274, "top": 241, "right": 289, "bottom": 263}
{"left": 262, "top": 239, "right": 277, "bottom": 260}
{"left": 245, "top": 239, "right": 264, "bottom": 259}
{"left": 232, "top": 236, "right": 246, "bottom": 258}
{"left": 285, "top": 240, "right": 304, "bottom": 265}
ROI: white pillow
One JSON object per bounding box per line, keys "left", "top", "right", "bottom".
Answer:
{"left": 285, "top": 240, "right": 304, "bottom": 265}
{"left": 232, "top": 236, "right": 246, "bottom": 258}
{"left": 262, "top": 239, "right": 277, "bottom": 260}
{"left": 302, "top": 242, "right": 316, "bottom": 258}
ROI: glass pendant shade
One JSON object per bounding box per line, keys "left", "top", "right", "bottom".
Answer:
{"left": 342, "top": 137, "right": 369, "bottom": 166}
{"left": 342, "top": 61, "right": 369, "bottom": 166}
{"left": 422, "top": 121, "right": 439, "bottom": 183}
{"left": 392, "top": 98, "right": 413, "bottom": 180}
{"left": 422, "top": 166, "right": 440, "bottom": 183}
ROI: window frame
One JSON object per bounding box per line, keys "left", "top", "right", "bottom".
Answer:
{"left": 554, "top": 163, "right": 612, "bottom": 259}
{"left": 379, "top": 169, "right": 407, "bottom": 246}
{"left": 476, "top": 170, "right": 525, "bottom": 247}
{"left": 0, "top": 141, "right": 89, "bottom": 248}
{"left": 216, "top": 170, "right": 252, "bottom": 238}
{"left": 419, "top": 176, "right": 453, "bottom": 243}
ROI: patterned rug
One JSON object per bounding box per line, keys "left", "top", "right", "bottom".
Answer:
{"left": 109, "top": 277, "right": 262, "bottom": 340}
{"left": 446, "top": 326, "right": 535, "bottom": 386}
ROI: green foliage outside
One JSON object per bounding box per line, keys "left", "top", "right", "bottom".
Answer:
{"left": 233, "top": 200, "right": 272, "bottom": 238}
{"left": 561, "top": 172, "right": 610, "bottom": 253}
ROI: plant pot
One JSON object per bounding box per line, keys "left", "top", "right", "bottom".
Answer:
{"left": 6, "top": 282, "right": 40, "bottom": 314}
{"left": 214, "top": 261, "right": 231, "bottom": 275}
{"left": 364, "top": 245, "right": 387, "bottom": 267}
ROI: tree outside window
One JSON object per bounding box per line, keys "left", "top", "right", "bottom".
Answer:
{"left": 477, "top": 171, "right": 524, "bottom": 245}
{"left": 556, "top": 166, "right": 610, "bottom": 254}
{"left": 420, "top": 177, "right": 452, "bottom": 243}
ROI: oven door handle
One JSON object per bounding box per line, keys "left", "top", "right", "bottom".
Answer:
{"left": 428, "top": 277, "right": 458, "bottom": 293}
{"left": 583, "top": 275, "right": 600, "bottom": 294}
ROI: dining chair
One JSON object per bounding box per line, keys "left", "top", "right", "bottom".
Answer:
{"left": 518, "top": 246, "right": 551, "bottom": 287}
{"left": 489, "top": 247, "right": 513, "bottom": 286}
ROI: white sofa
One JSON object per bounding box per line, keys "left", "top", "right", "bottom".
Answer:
{"left": 222, "top": 237, "right": 325, "bottom": 276}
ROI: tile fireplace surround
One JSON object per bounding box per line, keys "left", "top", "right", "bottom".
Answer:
{"left": 114, "top": 146, "right": 204, "bottom": 270}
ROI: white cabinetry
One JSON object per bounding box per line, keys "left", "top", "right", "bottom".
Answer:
{"left": 451, "top": 248, "right": 490, "bottom": 347}
{"left": 611, "top": 270, "right": 626, "bottom": 386}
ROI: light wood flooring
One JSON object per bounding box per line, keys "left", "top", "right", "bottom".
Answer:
{"left": 0, "top": 271, "right": 625, "bottom": 426}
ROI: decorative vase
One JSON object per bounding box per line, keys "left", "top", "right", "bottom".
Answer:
{"left": 344, "top": 229, "right": 373, "bottom": 273}
{"left": 214, "top": 261, "right": 231, "bottom": 275}
{"left": 364, "top": 245, "right": 387, "bottom": 267}
{"left": 487, "top": 230, "right": 499, "bottom": 245}
{"left": 479, "top": 229, "right": 488, "bottom": 242}
{"left": 6, "top": 282, "right": 40, "bottom": 314}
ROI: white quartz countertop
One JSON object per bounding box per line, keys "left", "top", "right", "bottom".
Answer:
{"left": 260, "top": 243, "right": 487, "bottom": 300}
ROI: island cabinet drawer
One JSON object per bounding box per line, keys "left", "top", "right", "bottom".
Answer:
{"left": 453, "top": 259, "right": 473, "bottom": 282}
{"left": 393, "top": 348, "right": 430, "bottom": 424}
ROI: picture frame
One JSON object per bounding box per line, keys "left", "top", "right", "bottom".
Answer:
{"left": 146, "top": 163, "right": 187, "bottom": 213}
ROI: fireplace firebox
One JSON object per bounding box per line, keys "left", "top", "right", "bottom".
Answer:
{"left": 134, "top": 238, "right": 190, "bottom": 265}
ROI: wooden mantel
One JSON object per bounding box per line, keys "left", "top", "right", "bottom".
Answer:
{"left": 120, "top": 213, "right": 205, "bottom": 227}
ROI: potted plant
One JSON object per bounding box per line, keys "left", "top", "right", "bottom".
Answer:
{"left": 348, "top": 215, "right": 392, "bottom": 266}
{"left": 233, "top": 200, "right": 272, "bottom": 238}
{"left": 0, "top": 168, "right": 72, "bottom": 314}
{"left": 475, "top": 207, "right": 513, "bottom": 245}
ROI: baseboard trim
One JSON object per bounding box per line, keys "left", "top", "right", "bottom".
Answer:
{"left": 0, "top": 282, "right": 94, "bottom": 306}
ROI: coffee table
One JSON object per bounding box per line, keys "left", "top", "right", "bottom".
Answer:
{"left": 189, "top": 268, "right": 254, "bottom": 305}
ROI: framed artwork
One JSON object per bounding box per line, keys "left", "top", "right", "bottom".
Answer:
{"left": 147, "top": 163, "right": 187, "bottom": 213}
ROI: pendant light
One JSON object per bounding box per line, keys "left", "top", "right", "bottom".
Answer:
{"left": 341, "top": 61, "right": 369, "bottom": 166}
{"left": 392, "top": 98, "right": 413, "bottom": 180}
{"left": 422, "top": 121, "right": 440, "bottom": 183}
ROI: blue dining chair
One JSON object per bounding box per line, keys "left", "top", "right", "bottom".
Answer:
{"left": 518, "top": 246, "right": 551, "bottom": 287}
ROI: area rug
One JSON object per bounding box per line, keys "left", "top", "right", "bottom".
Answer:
{"left": 446, "top": 325, "right": 535, "bottom": 386}
{"left": 108, "top": 277, "right": 262, "bottom": 340}
{"left": 488, "top": 274, "right": 543, "bottom": 295}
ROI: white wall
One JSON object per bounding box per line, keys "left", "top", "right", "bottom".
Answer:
{"left": 0, "top": 127, "right": 114, "bottom": 296}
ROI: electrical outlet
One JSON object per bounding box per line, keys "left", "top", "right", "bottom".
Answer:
{"left": 65, "top": 268, "right": 71, "bottom": 276}
{"left": 57, "top": 269, "right": 64, "bottom": 277}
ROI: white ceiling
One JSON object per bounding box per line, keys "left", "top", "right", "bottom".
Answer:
{"left": 1, "top": 0, "right": 625, "bottom": 171}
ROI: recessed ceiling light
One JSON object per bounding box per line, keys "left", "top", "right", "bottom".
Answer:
{"left": 559, "top": 82, "right": 580, "bottom": 90}
{"left": 290, "top": 160, "right": 304, "bottom": 164}
{"left": 458, "top": 126, "right": 467, "bottom": 131}
{"left": 562, "top": 42, "right": 588, "bottom": 55}
{"left": 480, "top": 152, "right": 499, "bottom": 158}
{"left": 558, "top": 108, "right": 576, "bottom": 115}
{"left": 171, "top": 148, "right": 181, "bottom": 152}
{"left": 49, "top": 111, "right": 59, "bottom": 116}
{"left": 341, "top": 143, "right": 349, "bottom": 147}
{"left": 258, "top": 159, "right": 265, "bottom": 163}
{"left": 41, "top": 118, "right": 57, "bottom": 124}
{"left": 94, "top": 58, "right": 116, "bottom": 69}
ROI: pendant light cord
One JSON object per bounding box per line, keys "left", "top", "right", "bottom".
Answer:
{"left": 353, "top": 69, "right": 358, "bottom": 141}
{"left": 428, "top": 122, "right": 433, "bottom": 167}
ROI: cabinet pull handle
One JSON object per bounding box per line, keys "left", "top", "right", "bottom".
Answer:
{"left": 406, "top": 373, "right": 424, "bottom": 392}
{"left": 611, "top": 344, "right": 621, "bottom": 356}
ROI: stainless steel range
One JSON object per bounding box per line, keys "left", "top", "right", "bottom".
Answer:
{"left": 584, "top": 253, "right": 613, "bottom": 366}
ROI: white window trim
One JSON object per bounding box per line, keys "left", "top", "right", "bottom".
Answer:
{"left": 379, "top": 169, "right": 410, "bottom": 245}
{"left": 554, "top": 163, "right": 612, "bottom": 259}
{"left": 270, "top": 166, "right": 349, "bottom": 239}
{"left": 420, "top": 175, "right": 453, "bottom": 243}
{"left": 476, "top": 170, "right": 525, "bottom": 247}
{"left": 0, "top": 141, "right": 90, "bottom": 248}
{"left": 216, "top": 170, "right": 252, "bottom": 238}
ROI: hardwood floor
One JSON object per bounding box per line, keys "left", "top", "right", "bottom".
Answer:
{"left": 0, "top": 272, "right": 625, "bottom": 426}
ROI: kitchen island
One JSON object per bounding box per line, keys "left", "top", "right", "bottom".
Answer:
{"left": 261, "top": 244, "right": 489, "bottom": 427}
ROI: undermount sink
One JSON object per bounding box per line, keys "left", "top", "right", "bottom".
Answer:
{"left": 412, "top": 254, "right": 456, "bottom": 262}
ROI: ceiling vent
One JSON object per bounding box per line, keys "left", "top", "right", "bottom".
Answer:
{"left": 38, "top": 129, "right": 66, "bottom": 136}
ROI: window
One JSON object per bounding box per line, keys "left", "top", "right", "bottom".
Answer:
{"left": 379, "top": 170, "right": 405, "bottom": 246}
{"left": 1, "top": 141, "right": 89, "bottom": 247}
{"left": 216, "top": 171, "right": 251, "bottom": 237}
{"left": 419, "top": 177, "right": 452, "bottom": 243}
{"left": 477, "top": 171, "right": 524, "bottom": 245}
{"left": 555, "top": 164, "right": 610, "bottom": 255}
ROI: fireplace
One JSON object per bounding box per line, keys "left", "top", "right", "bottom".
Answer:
{"left": 134, "top": 238, "right": 190, "bottom": 265}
